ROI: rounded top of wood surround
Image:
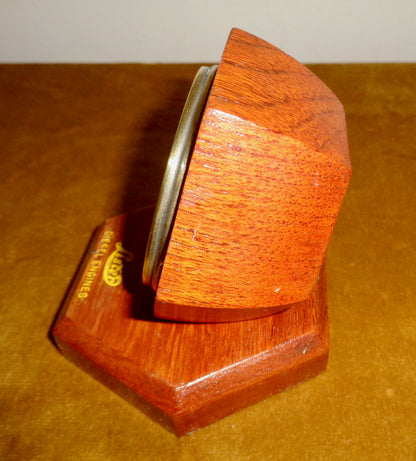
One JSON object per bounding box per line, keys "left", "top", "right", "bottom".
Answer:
{"left": 153, "top": 28, "right": 351, "bottom": 322}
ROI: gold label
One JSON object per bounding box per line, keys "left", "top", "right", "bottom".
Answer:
{"left": 77, "top": 260, "right": 102, "bottom": 299}
{"left": 103, "top": 242, "right": 134, "bottom": 287}
{"left": 77, "top": 230, "right": 115, "bottom": 300}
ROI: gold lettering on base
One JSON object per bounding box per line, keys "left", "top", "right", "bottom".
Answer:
{"left": 77, "top": 259, "right": 102, "bottom": 299}
{"left": 103, "top": 242, "right": 134, "bottom": 287}
{"left": 76, "top": 230, "right": 116, "bottom": 300}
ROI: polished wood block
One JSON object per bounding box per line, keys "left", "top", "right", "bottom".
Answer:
{"left": 53, "top": 207, "right": 329, "bottom": 436}
{"left": 155, "top": 28, "right": 350, "bottom": 323}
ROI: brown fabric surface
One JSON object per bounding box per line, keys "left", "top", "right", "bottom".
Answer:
{"left": 1, "top": 63, "right": 415, "bottom": 460}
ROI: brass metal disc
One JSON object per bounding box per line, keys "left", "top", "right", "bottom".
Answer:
{"left": 142, "top": 65, "right": 217, "bottom": 291}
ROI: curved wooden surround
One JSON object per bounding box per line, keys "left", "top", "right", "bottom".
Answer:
{"left": 155, "top": 28, "right": 351, "bottom": 322}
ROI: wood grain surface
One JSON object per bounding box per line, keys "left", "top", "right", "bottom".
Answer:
{"left": 155, "top": 29, "right": 351, "bottom": 322}
{"left": 53, "top": 207, "right": 329, "bottom": 436}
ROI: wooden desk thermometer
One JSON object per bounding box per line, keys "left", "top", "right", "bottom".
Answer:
{"left": 53, "top": 28, "right": 351, "bottom": 435}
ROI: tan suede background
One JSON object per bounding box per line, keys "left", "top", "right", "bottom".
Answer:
{"left": 1, "top": 63, "right": 415, "bottom": 460}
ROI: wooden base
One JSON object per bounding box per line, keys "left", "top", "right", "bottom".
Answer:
{"left": 53, "top": 207, "right": 329, "bottom": 436}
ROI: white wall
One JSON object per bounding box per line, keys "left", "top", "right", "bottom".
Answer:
{"left": 0, "top": 0, "right": 414, "bottom": 63}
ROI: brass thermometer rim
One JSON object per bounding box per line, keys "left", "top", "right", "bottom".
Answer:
{"left": 142, "top": 65, "right": 218, "bottom": 291}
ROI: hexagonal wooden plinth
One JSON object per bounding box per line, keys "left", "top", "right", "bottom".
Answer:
{"left": 53, "top": 207, "right": 329, "bottom": 436}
